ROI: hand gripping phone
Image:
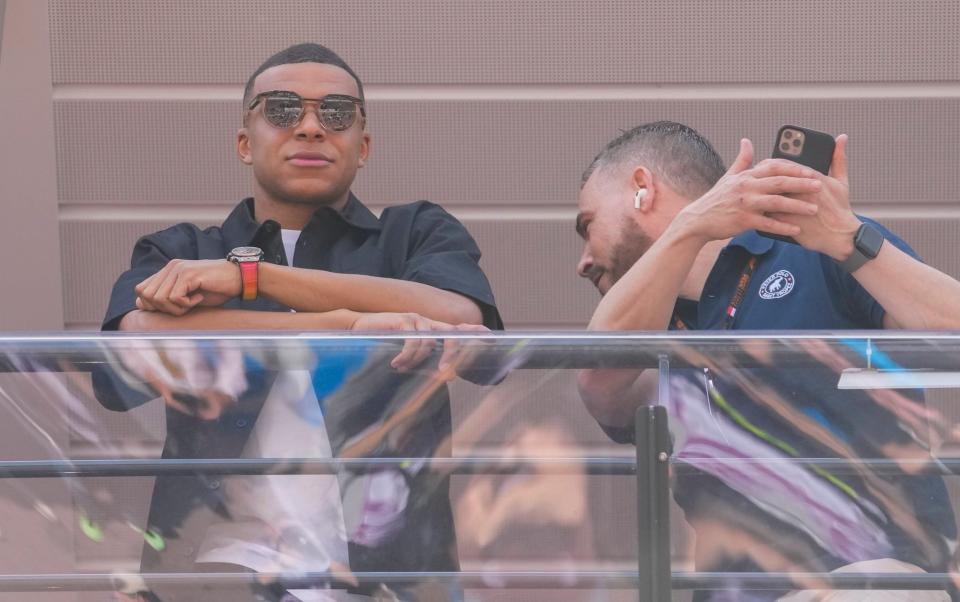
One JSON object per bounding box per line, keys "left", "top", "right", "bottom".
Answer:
{"left": 759, "top": 125, "right": 836, "bottom": 243}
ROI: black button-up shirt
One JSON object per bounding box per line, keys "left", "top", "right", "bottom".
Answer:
{"left": 97, "top": 195, "right": 502, "bottom": 597}
{"left": 103, "top": 194, "right": 502, "bottom": 330}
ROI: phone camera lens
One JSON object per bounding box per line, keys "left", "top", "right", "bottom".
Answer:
{"left": 784, "top": 130, "right": 793, "bottom": 139}
{"left": 780, "top": 142, "right": 790, "bottom": 152}
{"left": 792, "top": 138, "right": 802, "bottom": 148}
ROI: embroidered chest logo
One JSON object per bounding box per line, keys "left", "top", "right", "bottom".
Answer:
{"left": 758, "top": 270, "right": 795, "bottom": 300}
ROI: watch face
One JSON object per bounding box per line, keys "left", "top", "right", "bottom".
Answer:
{"left": 229, "top": 246, "right": 263, "bottom": 261}
{"left": 855, "top": 224, "right": 885, "bottom": 259}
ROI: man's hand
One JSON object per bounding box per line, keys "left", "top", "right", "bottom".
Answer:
{"left": 117, "top": 340, "right": 248, "bottom": 420}
{"left": 135, "top": 259, "right": 241, "bottom": 315}
{"left": 673, "top": 138, "right": 823, "bottom": 243}
{"left": 349, "top": 312, "right": 489, "bottom": 377}
{"left": 768, "top": 134, "right": 862, "bottom": 260}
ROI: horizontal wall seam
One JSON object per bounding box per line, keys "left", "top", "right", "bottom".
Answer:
{"left": 58, "top": 204, "right": 579, "bottom": 221}
{"left": 58, "top": 203, "right": 960, "bottom": 222}
{"left": 52, "top": 82, "right": 960, "bottom": 101}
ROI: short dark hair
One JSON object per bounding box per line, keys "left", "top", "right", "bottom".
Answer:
{"left": 243, "top": 43, "right": 364, "bottom": 108}
{"left": 582, "top": 121, "right": 726, "bottom": 200}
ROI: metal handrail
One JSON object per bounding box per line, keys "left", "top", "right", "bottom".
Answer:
{"left": 0, "top": 457, "right": 636, "bottom": 478}
{"left": 0, "top": 570, "right": 955, "bottom": 592}
{"left": 4, "top": 455, "right": 958, "bottom": 479}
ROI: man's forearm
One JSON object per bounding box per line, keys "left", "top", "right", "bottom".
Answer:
{"left": 119, "top": 307, "right": 359, "bottom": 331}
{"left": 257, "top": 263, "right": 483, "bottom": 325}
{"left": 589, "top": 218, "right": 706, "bottom": 331}
{"left": 578, "top": 368, "right": 658, "bottom": 428}
{"left": 853, "top": 243, "right": 960, "bottom": 330}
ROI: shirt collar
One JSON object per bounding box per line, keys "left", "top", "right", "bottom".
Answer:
{"left": 726, "top": 229, "right": 775, "bottom": 256}
{"left": 338, "top": 193, "right": 382, "bottom": 232}
{"left": 221, "top": 194, "right": 381, "bottom": 246}
{"left": 221, "top": 198, "right": 263, "bottom": 246}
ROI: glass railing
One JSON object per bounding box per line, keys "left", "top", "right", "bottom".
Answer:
{"left": 0, "top": 333, "right": 958, "bottom": 601}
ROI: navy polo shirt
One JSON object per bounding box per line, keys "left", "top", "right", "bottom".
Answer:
{"left": 103, "top": 194, "right": 502, "bottom": 331}
{"left": 673, "top": 217, "right": 913, "bottom": 332}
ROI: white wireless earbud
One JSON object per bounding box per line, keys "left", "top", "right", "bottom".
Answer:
{"left": 634, "top": 188, "right": 648, "bottom": 209}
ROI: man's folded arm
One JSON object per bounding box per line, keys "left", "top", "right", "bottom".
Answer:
{"left": 119, "top": 307, "right": 359, "bottom": 331}
{"left": 135, "top": 204, "right": 501, "bottom": 328}
{"left": 102, "top": 225, "right": 198, "bottom": 331}
{"left": 258, "top": 266, "right": 483, "bottom": 326}
{"left": 263, "top": 203, "right": 496, "bottom": 327}
{"left": 588, "top": 220, "right": 705, "bottom": 332}
{"left": 577, "top": 368, "right": 658, "bottom": 436}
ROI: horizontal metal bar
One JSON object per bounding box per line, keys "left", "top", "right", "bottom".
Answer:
{"left": 672, "top": 571, "right": 959, "bottom": 591}
{"left": 0, "top": 571, "right": 956, "bottom": 592}
{"left": 4, "top": 333, "right": 960, "bottom": 372}
{"left": 0, "top": 456, "right": 637, "bottom": 479}
{"left": 672, "top": 457, "right": 960, "bottom": 477}
{"left": 4, "top": 330, "right": 960, "bottom": 342}
{"left": 0, "top": 571, "right": 641, "bottom": 592}
{"left": 7, "top": 456, "right": 960, "bottom": 480}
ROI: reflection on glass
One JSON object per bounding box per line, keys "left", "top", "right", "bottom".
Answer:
{"left": 664, "top": 338, "right": 956, "bottom": 601}
{"left": 0, "top": 335, "right": 958, "bottom": 602}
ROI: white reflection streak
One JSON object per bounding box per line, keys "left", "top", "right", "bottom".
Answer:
{"left": 0, "top": 383, "right": 62, "bottom": 454}
{"left": 670, "top": 377, "right": 892, "bottom": 562}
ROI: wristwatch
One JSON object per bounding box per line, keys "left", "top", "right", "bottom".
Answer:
{"left": 227, "top": 246, "right": 264, "bottom": 301}
{"left": 838, "top": 222, "right": 884, "bottom": 273}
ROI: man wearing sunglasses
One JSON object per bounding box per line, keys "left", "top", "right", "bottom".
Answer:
{"left": 101, "top": 43, "right": 502, "bottom": 601}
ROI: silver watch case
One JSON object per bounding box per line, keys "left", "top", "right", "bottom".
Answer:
{"left": 227, "top": 246, "right": 264, "bottom": 263}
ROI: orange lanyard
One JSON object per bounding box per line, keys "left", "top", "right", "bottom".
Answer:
{"left": 672, "top": 256, "right": 758, "bottom": 331}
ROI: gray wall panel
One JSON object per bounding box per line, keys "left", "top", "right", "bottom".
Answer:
{"left": 0, "top": 0, "right": 64, "bottom": 330}
{"left": 55, "top": 98, "right": 960, "bottom": 207}
{"left": 49, "top": 0, "right": 960, "bottom": 85}
{"left": 0, "top": 0, "right": 5, "bottom": 61}
{"left": 878, "top": 217, "right": 960, "bottom": 282}
{"left": 60, "top": 218, "right": 220, "bottom": 325}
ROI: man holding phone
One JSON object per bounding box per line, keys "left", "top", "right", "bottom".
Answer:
{"left": 574, "top": 121, "right": 960, "bottom": 600}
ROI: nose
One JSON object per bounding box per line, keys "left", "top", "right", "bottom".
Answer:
{"left": 294, "top": 107, "right": 326, "bottom": 140}
{"left": 576, "top": 246, "right": 594, "bottom": 279}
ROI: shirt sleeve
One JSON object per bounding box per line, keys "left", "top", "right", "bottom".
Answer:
{"left": 829, "top": 218, "right": 922, "bottom": 328}
{"left": 101, "top": 224, "right": 200, "bottom": 331}
{"left": 398, "top": 202, "right": 504, "bottom": 330}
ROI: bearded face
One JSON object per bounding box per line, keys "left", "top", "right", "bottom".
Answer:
{"left": 605, "top": 219, "right": 653, "bottom": 292}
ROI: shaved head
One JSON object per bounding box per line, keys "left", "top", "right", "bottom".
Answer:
{"left": 582, "top": 121, "right": 725, "bottom": 200}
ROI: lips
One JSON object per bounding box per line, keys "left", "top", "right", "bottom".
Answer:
{"left": 288, "top": 151, "right": 333, "bottom": 167}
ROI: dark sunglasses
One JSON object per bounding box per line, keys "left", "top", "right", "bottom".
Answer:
{"left": 247, "top": 90, "right": 366, "bottom": 131}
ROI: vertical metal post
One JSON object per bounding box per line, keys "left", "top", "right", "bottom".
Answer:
{"left": 657, "top": 354, "right": 671, "bottom": 408}
{"left": 636, "top": 355, "right": 672, "bottom": 602}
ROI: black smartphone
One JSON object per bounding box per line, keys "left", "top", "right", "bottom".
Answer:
{"left": 759, "top": 124, "right": 836, "bottom": 243}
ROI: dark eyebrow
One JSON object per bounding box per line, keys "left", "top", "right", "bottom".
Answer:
{"left": 575, "top": 213, "right": 589, "bottom": 239}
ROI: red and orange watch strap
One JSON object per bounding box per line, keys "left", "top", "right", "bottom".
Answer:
{"left": 237, "top": 261, "right": 259, "bottom": 301}
{"left": 227, "top": 246, "right": 263, "bottom": 301}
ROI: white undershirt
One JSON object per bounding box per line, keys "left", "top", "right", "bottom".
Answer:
{"left": 282, "top": 229, "right": 300, "bottom": 313}
{"left": 197, "top": 227, "right": 367, "bottom": 600}
{"left": 281, "top": 229, "right": 300, "bottom": 267}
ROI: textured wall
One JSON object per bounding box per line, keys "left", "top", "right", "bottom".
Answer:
{"left": 46, "top": 0, "right": 960, "bottom": 331}
{"left": 0, "top": 0, "right": 63, "bottom": 331}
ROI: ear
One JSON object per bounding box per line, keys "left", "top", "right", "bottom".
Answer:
{"left": 630, "top": 166, "right": 656, "bottom": 213}
{"left": 357, "top": 131, "right": 371, "bottom": 168}
{"left": 237, "top": 127, "right": 253, "bottom": 165}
